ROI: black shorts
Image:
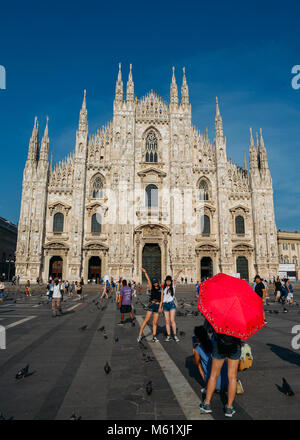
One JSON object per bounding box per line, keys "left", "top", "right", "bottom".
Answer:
{"left": 120, "top": 305, "right": 132, "bottom": 314}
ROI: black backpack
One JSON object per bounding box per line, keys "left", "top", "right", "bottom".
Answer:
{"left": 216, "top": 333, "right": 241, "bottom": 355}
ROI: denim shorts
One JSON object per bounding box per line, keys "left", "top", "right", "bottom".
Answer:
{"left": 163, "top": 301, "right": 176, "bottom": 312}
{"left": 212, "top": 341, "right": 241, "bottom": 361}
{"left": 146, "top": 302, "right": 160, "bottom": 314}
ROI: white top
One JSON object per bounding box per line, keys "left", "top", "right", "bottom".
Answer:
{"left": 163, "top": 286, "right": 176, "bottom": 303}
{"left": 52, "top": 284, "right": 62, "bottom": 299}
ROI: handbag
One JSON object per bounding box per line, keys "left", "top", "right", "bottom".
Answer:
{"left": 239, "top": 354, "right": 253, "bottom": 371}
{"left": 236, "top": 379, "right": 244, "bottom": 394}
{"left": 239, "top": 343, "right": 253, "bottom": 371}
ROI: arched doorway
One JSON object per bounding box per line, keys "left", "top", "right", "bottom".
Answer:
{"left": 201, "top": 257, "right": 213, "bottom": 280}
{"left": 142, "top": 244, "right": 161, "bottom": 284}
{"left": 49, "top": 256, "right": 63, "bottom": 280}
{"left": 236, "top": 256, "right": 249, "bottom": 281}
{"left": 88, "top": 256, "right": 101, "bottom": 283}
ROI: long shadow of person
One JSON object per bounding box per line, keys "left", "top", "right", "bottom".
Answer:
{"left": 267, "top": 343, "right": 300, "bottom": 367}
{"left": 185, "top": 355, "right": 205, "bottom": 387}
{"left": 156, "top": 324, "right": 166, "bottom": 337}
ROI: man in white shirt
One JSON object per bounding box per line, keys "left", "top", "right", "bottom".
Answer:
{"left": 52, "top": 279, "right": 63, "bottom": 317}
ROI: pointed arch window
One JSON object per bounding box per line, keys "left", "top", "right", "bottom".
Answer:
{"left": 200, "top": 215, "right": 210, "bottom": 235}
{"left": 91, "top": 213, "right": 102, "bottom": 233}
{"left": 198, "top": 180, "right": 209, "bottom": 201}
{"left": 53, "top": 212, "right": 64, "bottom": 233}
{"left": 145, "top": 184, "right": 158, "bottom": 208}
{"left": 92, "top": 176, "right": 104, "bottom": 199}
{"left": 145, "top": 131, "right": 158, "bottom": 163}
{"left": 235, "top": 215, "right": 245, "bottom": 234}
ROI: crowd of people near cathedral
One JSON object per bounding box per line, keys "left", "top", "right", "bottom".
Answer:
{"left": 0, "top": 268, "right": 296, "bottom": 418}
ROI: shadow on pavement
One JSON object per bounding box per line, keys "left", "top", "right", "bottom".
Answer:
{"left": 185, "top": 355, "right": 205, "bottom": 387}
{"left": 267, "top": 343, "right": 300, "bottom": 367}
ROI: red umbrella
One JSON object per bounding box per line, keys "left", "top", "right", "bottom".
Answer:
{"left": 198, "top": 273, "right": 265, "bottom": 340}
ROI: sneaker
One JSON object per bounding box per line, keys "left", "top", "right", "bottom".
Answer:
{"left": 137, "top": 335, "right": 143, "bottom": 343}
{"left": 200, "top": 402, "right": 212, "bottom": 414}
{"left": 173, "top": 335, "right": 180, "bottom": 342}
{"left": 224, "top": 405, "right": 236, "bottom": 418}
{"left": 117, "top": 321, "right": 124, "bottom": 326}
{"left": 200, "top": 387, "right": 206, "bottom": 394}
{"left": 165, "top": 335, "right": 172, "bottom": 342}
{"left": 152, "top": 336, "right": 159, "bottom": 343}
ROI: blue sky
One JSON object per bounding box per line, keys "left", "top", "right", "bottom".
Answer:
{"left": 0, "top": 0, "right": 299, "bottom": 230}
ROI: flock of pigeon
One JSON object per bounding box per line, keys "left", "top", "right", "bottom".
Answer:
{"left": 2, "top": 290, "right": 297, "bottom": 420}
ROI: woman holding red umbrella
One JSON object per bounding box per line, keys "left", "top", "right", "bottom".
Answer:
{"left": 200, "top": 332, "right": 241, "bottom": 417}
{"left": 198, "top": 273, "right": 265, "bottom": 418}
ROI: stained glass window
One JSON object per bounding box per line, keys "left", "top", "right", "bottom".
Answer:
{"left": 145, "top": 131, "right": 158, "bottom": 163}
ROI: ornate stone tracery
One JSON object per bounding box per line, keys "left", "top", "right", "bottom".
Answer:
{"left": 15, "top": 66, "right": 279, "bottom": 283}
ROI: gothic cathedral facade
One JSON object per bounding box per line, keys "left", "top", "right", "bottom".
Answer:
{"left": 15, "top": 64, "right": 279, "bottom": 284}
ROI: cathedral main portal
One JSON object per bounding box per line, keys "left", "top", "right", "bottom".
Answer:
{"left": 142, "top": 243, "right": 161, "bottom": 284}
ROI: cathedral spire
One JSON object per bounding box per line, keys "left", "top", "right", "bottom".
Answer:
{"left": 215, "top": 97, "right": 223, "bottom": 138}
{"left": 259, "top": 128, "right": 268, "bottom": 169}
{"left": 249, "top": 126, "right": 255, "bottom": 149}
{"left": 78, "top": 90, "right": 88, "bottom": 132}
{"left": 39, "top": 116, "right": 49, "bottom": 161}
{"left": 244, "top": 151, "right": 248, "bottom": 171}
{"left": 255, "top": 131, "right": 259, "bottom": 149}
{"left": 249, "top": 127, "right": 258, "bottom": 169}
{"left": 27, "top": 116, "right": 40, "bottom": 162}
{"left": 259, "top": 128, "right": 266, "bottom": 150}
{"left": 126, "top": 63, "right": 134, "bottom": 103}
{"left": 170, "top": 66, "right": 178, "bottom": 107}
{"left": 181, "top": 67, "right": 189, "bottom": 107}
{"left": 114, "top": 62, "right": 123, "bottom": 105}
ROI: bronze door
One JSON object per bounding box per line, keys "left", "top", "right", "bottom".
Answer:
{"left": 142, "top": 244, "right": 161, "bottom": 284}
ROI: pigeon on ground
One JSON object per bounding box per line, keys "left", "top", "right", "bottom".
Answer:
{"left": 15, "top": 364, "right": 30, "bottom": 380}
{"left": 146, "top": 381, "right": 153, "bottom": 395}
{"left": 79, "top": 325, "right": 88, "bottom": 331}
{"left": 282, "top": 378, "right": 295, "bottom": 396}
{"left": 114, "top": 336, "right": 119, "bottom": 342}
{"left": 104, "top": 362, "right": 111, "bottom": 374}
{"left": 69, "top": 413, "right": 82, "bottom": 420}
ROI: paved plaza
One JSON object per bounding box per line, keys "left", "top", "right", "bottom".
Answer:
{"left": 0, "top": 283, "right": 299, "bottom": 420}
